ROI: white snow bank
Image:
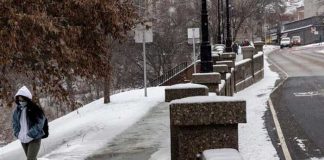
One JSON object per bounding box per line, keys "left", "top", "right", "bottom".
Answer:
{"left": 170, "top": 96, "right": 244, "bottom": 104}
{"left": 202, "top": 148, "right": 243, "bottom": 160}
{"left": 235, "top": 59, "right": 251, "bottom": 66}
{"left": 193, "top": 73, "right": 220, "bottom": 76}
{"left": 165, "top": 83, "right": 207, "bottom": 90}
{"left": 0, "top": 87, "right": 166, "bottom": 160}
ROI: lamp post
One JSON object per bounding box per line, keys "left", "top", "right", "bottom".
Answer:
{"left": 200, "top": 0, "right": 213, "bottom": 73}
{"left": 221, "top": 0, "right": 225, "bottom": 44}
{"left": 217, "top": 0, "right": 222, "bottom": 44}
{"left": 225, "top": 0, "right": 233, "bottom": 52}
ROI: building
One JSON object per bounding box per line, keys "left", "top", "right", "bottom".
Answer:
{"left": 282, "top": 16, "right": 324, "bottom": 44}
{"left": 296, "top": 6, "right": 304, "bottom": 20}
{"left": 304, "top": 0, "right": 324, "bottom": 18}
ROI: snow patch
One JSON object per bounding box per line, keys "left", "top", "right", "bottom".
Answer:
{"left": 165, "top": 83, "right": 208, "bottom": 90}
{"left": 202, "top": 148, "right": 243, "bottom": 160}
{"left": 170, "top": 96, "right": 245, "bottom": 105}
{"left": 294, "top": 137, "right": 306, "bottom": 151}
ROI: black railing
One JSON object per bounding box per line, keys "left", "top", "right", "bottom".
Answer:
{"left": 150, "top": 61, "right": 190, "bottom": 86}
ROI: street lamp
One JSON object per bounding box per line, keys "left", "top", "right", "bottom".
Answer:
{"left": 200, "top": 0, "right": 213, "bottom": 73}
{"left": 217, "top": 0, "right": 222, "bottom": 44}
{"left": 225, "top": 0, "right": 233, "bottom": 52}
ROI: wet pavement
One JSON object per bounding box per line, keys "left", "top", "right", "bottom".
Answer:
{"left": 268, "top": 46, "right": 324, "bottom": 159}
{"left": 86, "top": 102, "right": 170, "bottom": 160}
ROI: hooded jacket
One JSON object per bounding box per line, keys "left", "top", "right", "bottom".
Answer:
{"left": 12, "top": 86, "right": 46, "bottom": 140}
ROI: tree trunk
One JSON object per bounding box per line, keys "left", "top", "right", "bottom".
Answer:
{"left": 104, "top": 59, "right": 111, "bottom": 104}
{"left": 104, "top": 75, "right": 110, "bottom": 103}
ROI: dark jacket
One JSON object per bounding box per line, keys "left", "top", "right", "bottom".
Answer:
{"left": 12, "top": 103, "right": 46, "bottom": 140}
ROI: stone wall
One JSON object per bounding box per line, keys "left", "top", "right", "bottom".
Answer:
{"left": 234, "top": 59, "right": 253, "bottom": 92}
{"left": 160, "top": 49, "right": 264, "bottom": 94}
{"left": 253, "top": 52, "right": 264, "bottom": 83}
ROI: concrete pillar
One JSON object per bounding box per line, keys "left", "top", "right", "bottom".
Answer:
{"left": 213, "top": 64, "right": 229, "bottom": 80}
{"left": 215, "top": 60, "right": 234, "bottom": 71}
{"left": 254, "top": 41, "right": 265, "bottom": 53}
{"left": 170, "top": 96, "right": 246, "bottom": 160}
{"left": 192, "top": 73, "right": 221, "bottom": 93}
{"left": 165, "top": 83, "right": 208, "bottom": 102}
{"left": 211, "top": 52, "right": 221, "bottom": 64}
{"left": 220, "top": 52, "right": 236, "bottom": 61}
{"left": 241, "top": 46, "right": 255, "bottom": 60}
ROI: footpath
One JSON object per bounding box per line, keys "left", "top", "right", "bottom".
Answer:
{"left": 86, "top": 102, "right": 170, "bottom": 160}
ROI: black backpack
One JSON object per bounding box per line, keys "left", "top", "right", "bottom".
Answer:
{"left": 42, "top": 118, "right": 49, "bottom": 139}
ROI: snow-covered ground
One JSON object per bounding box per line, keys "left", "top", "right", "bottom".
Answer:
{"left": 1, "top": 45, "right": 281, "bottom": 160}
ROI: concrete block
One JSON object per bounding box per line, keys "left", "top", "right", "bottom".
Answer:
{"left": 212, "top": 52, "right": 221, "bottom": 64}
{"left": 254, "top": 41, "right": 265, "bottom": 52}
{"left": 170, "top": 96, "right": 246, "bottom": 160}
{"left": 216, "top": 60, "right": 235, "bottom": 69}
{"left": 241, "top": 46, "right": 255, "bottom": 59}
{"left": 220, "top": 52, "right": 236, "bottom": 61}
{"left": 192, "top": 73, "right": 221, "bottom": 93}
{"left": 165, "top": 83, "right": 208, "bottom": 102}
{"left": 213, "top": 64, "right": 229, "bottom": 73}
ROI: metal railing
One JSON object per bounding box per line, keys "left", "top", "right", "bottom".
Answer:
{"left": 150, "top": 61, "right": 190, "bottom": 86}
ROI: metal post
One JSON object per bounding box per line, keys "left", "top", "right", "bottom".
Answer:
{"left": 225, "top": 0, "right": 232, "bottom": 52}
{"left": 221, "top": 0, "right": 225, "bottom": 44}
{"left": 192, "top": 29, "right": 197, "bottom": 73}
{"left": 143, "top": 29, "right": 147, "bottom": 97}
{"left": 217, "top": 0, "right": 222, "bottom": 44}
{"left": 200, "top": 0, "right": 213, "bottom": 73}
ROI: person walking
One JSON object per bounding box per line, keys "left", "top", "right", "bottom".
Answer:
{"left": 12, "top": 86, "right": 46, "bottom": 160}
{"left": 232, "top": 42, "right": 239, "bottom": 55}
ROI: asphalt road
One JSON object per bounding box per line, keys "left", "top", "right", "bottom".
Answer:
{"left": 268, "top": 45, "right": 324, "bottom": 159}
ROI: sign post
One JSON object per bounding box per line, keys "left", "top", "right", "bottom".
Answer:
{"left": 135, "top": 22, "right": 153, "bottom": 97}
{"left": 188, "top": 28, "right": 200, "bottom": 73}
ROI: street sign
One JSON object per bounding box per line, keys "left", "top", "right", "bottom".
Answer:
{"left": 134, "top": 22, "right": 153, "bottom": 97}
{"left": 187, "top": 28, "right": 200, "bottom": 39}
{"left": 135, "top": 23, "right": 153, "bottom": 43}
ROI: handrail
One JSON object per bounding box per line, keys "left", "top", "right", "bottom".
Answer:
{"left": 150, "top": 61, "right": 190, "bottom": 86}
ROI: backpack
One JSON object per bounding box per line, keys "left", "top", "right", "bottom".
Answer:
{"left": 42, "top": 118, "right": 49, "bottom": 139}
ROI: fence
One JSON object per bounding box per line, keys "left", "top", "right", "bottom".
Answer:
{"left": 150, "top": 61, "right": 190, "bottom": 86}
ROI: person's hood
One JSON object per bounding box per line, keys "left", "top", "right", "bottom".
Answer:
{"left": 15, "top": 86, "right": 33, "bottom": 100}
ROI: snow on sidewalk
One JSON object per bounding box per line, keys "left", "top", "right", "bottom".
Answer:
{"left": 86, "top": 102, "right": 170, "bottom": 160}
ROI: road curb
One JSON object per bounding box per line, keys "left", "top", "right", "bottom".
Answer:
{"left": 267, "top": 52, "right": 292, "bottom": 160}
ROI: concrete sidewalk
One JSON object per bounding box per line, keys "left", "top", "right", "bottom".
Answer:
{"left": 86, "top": 102, "right": 170, "bottom": 160}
